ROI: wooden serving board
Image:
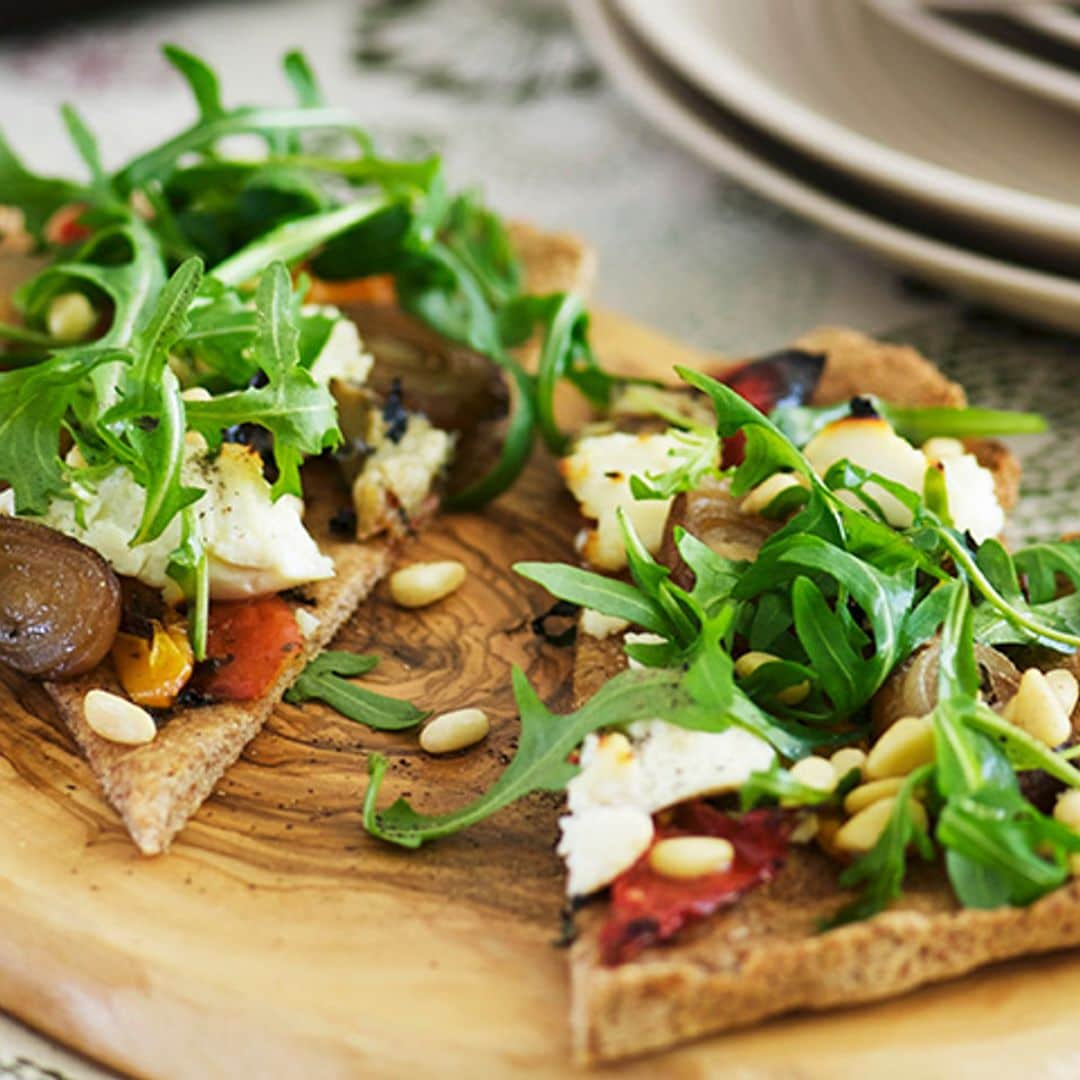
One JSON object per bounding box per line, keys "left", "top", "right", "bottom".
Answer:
{"left": 3, "top": 310, "right": 1080, "bottom": 1080}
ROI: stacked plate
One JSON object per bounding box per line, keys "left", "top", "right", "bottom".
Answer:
{"left": 572, "top": 0, "right": 1080, "bottom": 332}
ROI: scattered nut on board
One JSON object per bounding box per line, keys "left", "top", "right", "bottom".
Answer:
{"left": 390, "top": 560, "right": 466, "bottom": 608}
{"left": 420, "top": 707, "right": 489, "bottom": 754}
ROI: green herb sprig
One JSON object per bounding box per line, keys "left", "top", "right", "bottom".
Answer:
{"left": 285, "top": 651, "right": 428, "bottom": 731}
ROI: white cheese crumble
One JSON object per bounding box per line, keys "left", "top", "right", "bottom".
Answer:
{"left": 306, "top": 310, "right": 375, "bottom": 387}
{"left": 580, "top": 609, "right": 631, "bottom": 639}
{"left": 803, "top": 417, "right": 1003, "bottom": 541}
{"left": 557, "top": 722, "right": 775, "bottom": 897}
{"left": 34, "top": 441, "right": 334, "bottom": 600}
{"left": 294, "top": 607, "right": 321, "bottom": 641}
{"left": 352, "top": 415, "right": 454, "bottom": 538}
{"left": 560, "top": 430, "right": 683, "bottom": 571}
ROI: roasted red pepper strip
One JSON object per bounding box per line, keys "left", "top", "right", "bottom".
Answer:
{"left": 720, "top": 350, "right": 824, "bottom": 467}
{"left": 598, "top": 803, "right": 790, "bottom": 965}
{"left": 197, "top": 595, "right": 302, "bottom": 702}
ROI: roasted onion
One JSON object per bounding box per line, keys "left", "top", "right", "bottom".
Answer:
{"left": 871, "top": 639, "right": 1021, "bottom": 736}
{"left": 0, "top": 517, "right": 121, "bottom": 679}
{"left": 659, "top": 475, "right": 779, "bottom": 589}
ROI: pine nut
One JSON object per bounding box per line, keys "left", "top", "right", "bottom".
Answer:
{"left": 790, "top": 811, "right": 820, "bottom": 844}
{"left": 1046, "top": 669, "right": 1079, "bottom": 719}
{"left": 835, "top": 795, "right": 927, "bottom": 854}
{"left": 790, "top": 755, "right": 837, "bottom": 793}
{"left": 1070, "top": 853, "right": 1080, "bottom": 879}
{"left": 740, "top": 472, "right": 805, "bottom": 516}
{"left": 83, "top": 689, "right": 157, "bottom": 746}
{"left": 830, "top": 747, "right": 867, "bottom": 782}
{"left": 843, "top": 776, "right": 905, "bottom": 816}
{"left": 47, "top": 291, "right": 97, "bottom": 343}
{"left": 389, "top": 560, "right": 466, "bottom": 609}
{"left": 1004, "top": 669, "right": 1072, "bottom": 747}
{"left": 419, "top": 707, "right": 489, "bottom": 754}
{"left": 865, "top": 715, "right": 935, "bottom": 779}
{"left": 733, "top": 650, "right": 810, "bottom": 705}
{"left": 649, "top": 836, "right": 735, "bottom": 879}
{"left": 1054, "top": 789, "right": 1080, "bottom": 833}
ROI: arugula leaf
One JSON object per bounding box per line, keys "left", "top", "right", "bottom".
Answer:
{"left": 513, "top": 561, "right": 671, "bottom": 635}
{"left": 499, "top": 291, "right": 614, "bottom": 453}
{"left": 678, "top": 365, "right": 812, "bottom": 494}
{"left": 185, "top": 261, "right": 340, "bottom": 499}
{"left": 771, "top": 398, "right": 1046, "bottom": 448}
{"left": 106, "top": 257, "right": 206, "bottom": 544}
{"left": 363, "top": 666, "right": 689, "bottom": 847}
{"left": 629, "top": 427, "right": 722, "bottom": 501}
{"left": 938, "top": 791, "right": 1079, "bottom": 907}
{"left": 740, "top": 761, "right": 858, "bottom": 811}
{"left": 1014, "top": 540, "right": 1080, "bottom": 605}
{"left": 285, "top": 651, "right": 427, "bottom": 731}
{"left": 937, "top": 525, "right": 1080, "bottom": 650}
{"left": 0, "top": 345, "right": 126, "bottom": 513}
{"left": 0, "top": 131, "right": 89, "bottom": 237}
{"left": 60, "top": 104, "right": 112, "bottom": 198}
{"left": 209, "top": 197, "right": 390, "bottom": 287}
{"left": 789, "top": 576, "right": 865, "bottom": 716}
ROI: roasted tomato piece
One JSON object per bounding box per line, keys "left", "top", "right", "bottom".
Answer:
{"left": 598, "top": 803, "right": 790, "bottom": 965}
{"left": 197, "top": 595, "right": 302, "bottom": 702}
{"left": 44, "top": 203, "right": 93, "bottom": 246}
{"left": 720, "top": 348, "right": 825, "bottom": 466}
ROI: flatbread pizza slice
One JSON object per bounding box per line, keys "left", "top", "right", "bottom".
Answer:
{"left": 554, "top": 330, "right": 1080, "bottom": 1065}
{"left": 3, "top": 227, "right": 593, "bottom": 856}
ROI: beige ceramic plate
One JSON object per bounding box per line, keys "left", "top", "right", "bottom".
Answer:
{"left": 613, "top": 0, "right": 1080, "bottom": 262}
{"left": 869, "top": 0, "right": 1080, "bottom": 113}
{"left": 1012, "top": 3, "right": 1080, "bottom": 49}
{"left": 573, "top": 0, "right": 1080, "bottom": 333}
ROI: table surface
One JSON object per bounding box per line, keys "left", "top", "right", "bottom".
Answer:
{"left": 1, "top": 1, "right": 1078, "bottom": 1077}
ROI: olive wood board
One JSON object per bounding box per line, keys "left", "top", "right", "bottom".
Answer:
{"left": 2, "top": 308, "right": 1080, "bottom": 1080}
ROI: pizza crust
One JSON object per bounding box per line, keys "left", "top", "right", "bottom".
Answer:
{"left": 569, "top": 329, "right": 1038, "bottom": 1064}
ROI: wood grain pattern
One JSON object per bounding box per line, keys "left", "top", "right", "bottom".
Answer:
{"left": 3, "top": 312, "right": 1080, "bottom": 1080}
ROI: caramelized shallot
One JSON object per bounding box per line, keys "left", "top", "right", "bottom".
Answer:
{"left": 871, "top": 639, "right": 1020, "bottom": 736}
{"left": 0, "top": 517, "right": 121, "bottom": 679}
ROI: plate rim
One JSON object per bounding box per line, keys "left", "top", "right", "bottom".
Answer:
{"left": 868, "top": 0, "right": 1080, "bottom": 114}
{"left": 1012, "top": 3, "right": 1080, "bottom": 50}
{"left": 611, "top": 0, "right": 1080, "bottom": 250}
{"left": 573, "top": 0, "right": 1080, "bottom": 334}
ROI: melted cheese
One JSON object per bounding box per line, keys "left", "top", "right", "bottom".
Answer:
{"left": 306, "top": 310, "right": 375, "bottom": 386}
{"left": 560, "top": 430, "right": 683, "bottom": 571}
{"left": 804, "top": 417, "right": 1003, "bottom": 540}
{"left": 351, "top": 415, "right": 454, "bottom": 538}
{"left": 34, "top": 441, "right": 334, "bottom": 600}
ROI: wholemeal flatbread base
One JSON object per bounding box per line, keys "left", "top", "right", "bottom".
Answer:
{"left": 45, "top": 464, "right": 399, "bottom": 855}
{"left": 39, "top": 224, "right": 594, "bottom": 856}
{"left": 568, "top": 329, "right": 1046, "bottom": 1065}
